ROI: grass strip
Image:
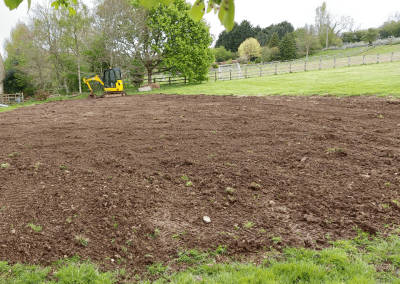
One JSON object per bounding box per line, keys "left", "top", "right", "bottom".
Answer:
{"left": 1, "top": 229, "right": 400, "bottom": 283}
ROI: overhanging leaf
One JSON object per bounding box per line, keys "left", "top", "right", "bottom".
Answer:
{"left": 190, "top": 0, "right": 205, "bottom": 22}
{"left": 141, "top": 0, "right": 162, "bottom": 9}
{"left": 4, "top": 0, "right": 24, "bottom": 10}
{"left": 161, "top": 0, "right": 175, "bottom": 5}
{"left": 222, "top": 0, "right": 234, "bottom": 31}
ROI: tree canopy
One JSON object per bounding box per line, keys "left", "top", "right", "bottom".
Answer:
{"left": 3, "top": 0, "right": 236, "bottom": 31}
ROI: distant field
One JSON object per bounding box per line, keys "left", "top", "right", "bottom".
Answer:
{"left": 307, "top": 46, "right": 368, "bottom": 58}
{"left": 135, "top": 61, "right": 400, "bottom": 97}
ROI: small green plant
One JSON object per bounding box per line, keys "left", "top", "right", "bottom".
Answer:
{"left": 392, "top": 200, "right": 399, "bottom": 205}
{"left": 382, "top": 204, "right": 390, "bottom": 209}
{"left": 126, "top": 239, "right": 133, "bottom": 246}
{"left": 243, "top": 222, "right": 255, "bottom": 229}
{"left": 185, "top": 181, "right": 193, "bottom": 187}
{"left": 210, "top": 130, "right": 217, "bottom": 134}
{"left": 121, "top": 246, "right": 128, "bottom": 253}
{"left": 377, "top": 114, "right": 384, "bottom": 118}
{"left": 226, "top": 163, "right": 237, "bottom": 167}
{"left": 147, "top": 262, "right": 168, "bottom": 275}
{"left": 160, "top": 135, "right": 164, "bottom": 138}
{"left": 251, "top": 182, "right": 261, "bottom": 189}
{"left": 225, "top": 187, "right": 235, "bottom": 194}
{"left": 8, "top": 152, "right": 18, "bottom": 157}
{"left": 111, "top": 238, "right": 115, "bottom": 243}
{"left": 0, "top": 206, "right": 6, "bottom": 211}
{"left": 149, "top": 228, "right": 160, "bottom": 239}
{"left": 271, "top": 236, "right": 281, "bottom": 244}
{"left": 27, "top": 223, "right": 42, "bottom": 232}
{"left": 1, "top": 163, "right": 10, "bottom": 169}
{"left": 59, "top": 165, "right": 66, "bottom": 170}
{"left": 66, "top": 217, "right": 72, "bottom": 223}
{"left": 180, "top": 175, "right": 189, "bottom": 181}
{"left": 385, "top": 182, "right": 391, "bottom": 186}
{"left": 75, "top": 235, "right": 89, "bottom": 246}
{"left": 114, "top": 223, "right": 118, "bottom": 228}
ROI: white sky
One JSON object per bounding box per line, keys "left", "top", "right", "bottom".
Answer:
{"left": 1, "top": 0, "right": 399, "bottom": 57}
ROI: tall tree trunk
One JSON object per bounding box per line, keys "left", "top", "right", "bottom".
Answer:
{"left": 0, "top": 52, "right": 5, "bottom": 95}
{"left": 147, "top": 68, "right": 152, "bottom": 85}
{"left": 77, "top": 56, "right": 82, "bottom": 93}
{"left": 325, "top": 26, "right": 329, "bottom": 50}
{"left": 306, "top": 47, "right": 309, "bottom": 61}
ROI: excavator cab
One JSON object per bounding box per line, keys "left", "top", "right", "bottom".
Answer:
{"left": 103, "top": 68, "right": 123, "bottom": 91}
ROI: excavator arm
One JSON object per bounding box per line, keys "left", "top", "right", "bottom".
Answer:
{"left": 83, "top": 75, "right": 104, "bottom": 92}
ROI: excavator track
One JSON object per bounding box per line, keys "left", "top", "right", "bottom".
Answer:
{"left": 101, "top": 91, "right": 127, "bottom": 98}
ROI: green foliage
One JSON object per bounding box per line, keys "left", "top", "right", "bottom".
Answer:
{"left": 269, "top": 32, "right": 280, "bottom": 48}
{"left": 55, "top": 262, "right": 116, "bottom": 283}
{"left": 146, "top": 0, "right": 214, "bottom": 83}
{"left": 213, "top": 46, "right": 236, "bottom": 62}
{"left": 380, "top": 20, "right": 400, "bottom": 38}
{"left": 238, "top": 37, "right": 262, "bottom": 61}
{"left": 362, "top": 28, "right": 379, "bottom": 44}
{"left": 342, "top": 30, "right": 366, "bottom": 43}
{"left": 278, "top": 33, "right": 297, "bottom": 60}
{"left": 215, "top": 21, "right": 294, "bottom": 52}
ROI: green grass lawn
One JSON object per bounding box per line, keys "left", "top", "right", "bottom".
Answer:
{"left": 358, "top": 43, "right": 400, "bottom": 56}
{"left": 135, "top": 61, "right": 400, "bottom": 97}
{"left": 306, "top": 46, "right": 369, "bottom": 58}
{"left": 2, "top": 229, "right": 400, "bottom": 283}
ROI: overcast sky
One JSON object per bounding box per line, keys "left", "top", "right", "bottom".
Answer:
{"left": 1, "top": 0, "right": 399, "bottom": 57}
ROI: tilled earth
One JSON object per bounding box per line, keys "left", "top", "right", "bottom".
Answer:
{"left": 1, "top": 94, "right": 400, "bottom": 272}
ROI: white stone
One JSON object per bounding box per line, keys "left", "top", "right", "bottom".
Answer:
{"left": 203, "top": 216, "right": 211, "bottom": 223}
{"left": 138, "top": 86, "right": 152, "bottom": 92}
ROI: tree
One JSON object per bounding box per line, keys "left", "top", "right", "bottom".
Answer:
{"left": 213, "top": 46, "right": 235, "bottom": 62}
{"left": 60, "top": 3, "right": 92, "bottom": 93}
{"left": 362, "top": 28, "right": 379, "bottom": 44}
{"left": 0, "top": 53, "right": 5, "bottom": 94}
{"left": 295, "top": 25, "right": 320, "bottom": 60}
{"left": 238, "top": 38, "right": 261, "bottom": 61}
{"left": 215, "top": 20, "right": 256, "bottom": 52}
{"left": 128, "top": 0, "right": 214, "bottom": 84}
{"left": 278, "top": 33, "right": 296, "bottom": 60}
{"left": 269, "top": 32, "right": 279, "bottom": 48}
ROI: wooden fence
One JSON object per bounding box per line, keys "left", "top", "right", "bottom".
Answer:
{"left": 0, "top": 93, "right": 24, "bottom": 105}
{"left": 207, "top": 51, "right": 400, "bottom": 82}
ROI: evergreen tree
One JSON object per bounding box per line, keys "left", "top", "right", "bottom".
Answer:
{"left": 269, "top": 32, "right": 279, "bottom": 48}
{"left": 278, "top": 33, "right": 297, "bottom": 60}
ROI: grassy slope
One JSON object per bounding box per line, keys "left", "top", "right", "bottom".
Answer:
{"left": 358, "top": 43, "right": 400, "bottom": 56}
{"left": 2, "top": 230, "right": 400, "bottom": 283}
{"left": 135, "top": 61, "right": 400, "bottom": 97}
{"left": 306, "top": 46, "right": 368, "bottom": 57}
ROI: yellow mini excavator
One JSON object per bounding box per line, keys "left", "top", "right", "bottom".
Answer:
{"left": 83, "top": 68, "right": 127, "bottom": 98}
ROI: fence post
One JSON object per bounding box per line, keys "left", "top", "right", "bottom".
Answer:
{"left": 348, "top": 57, "right": 350, "bottom": 67}
{"left": 230, "top": 70, "right": 232, "bottom": 80}
{"left": 319, "top": 59, "right": 321, "bottom": 70}
{"left": 334, "top": 56, "right": 336, "bottom": 68}
{"left": 260, "top": 67, "right": 262, "bottom": 77}
{"left": 363, "top": 55, "right": 365, "bottom": 65}
{"left": 245, "top": 69, "right": 247, "bottom": 78}
{"left": 290, "top": 63, "right": 292, "bottom": 73}
{"left": 377, "top": 54, "right": 379, "bottom": 63}
{"left": 215, "top": 71, "right": 217, "bottom": 82}
{"left": 391, "top": 52, "right": 394, "bottom": 62}
{"left": 275, "top": 65, "right": 277, "bottom": 75}
{"left": 169, "top": 76, "right": 171, "bottom": 85}
{"left": 304, "top": 61, "right": 306, "bottom": 71}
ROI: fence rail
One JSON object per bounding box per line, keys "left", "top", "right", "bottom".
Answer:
{"left": 0, "top": 93, "right": 24, "bottom": 105}
{"left": 207, "top": 51, "right": 400, "bottom": 82}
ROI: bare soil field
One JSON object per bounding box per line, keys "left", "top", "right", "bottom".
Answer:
{"left": 1, "top": 94, "right": 400, "bottom": 272}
